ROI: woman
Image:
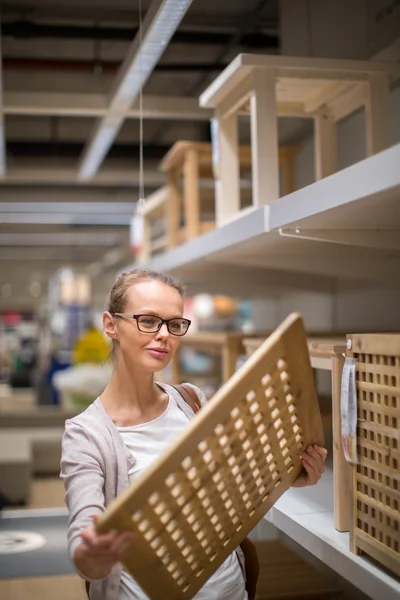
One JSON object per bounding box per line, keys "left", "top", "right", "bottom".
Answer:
{"left": 61, "top": 269, "right": 327, "bottom": 600}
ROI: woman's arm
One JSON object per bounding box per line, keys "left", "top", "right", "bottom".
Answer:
{"left": 74, "top": 516, "right": 134, "bottom": 580}
{"left": 60, "top": 421, "right": 133, "bottom": 580}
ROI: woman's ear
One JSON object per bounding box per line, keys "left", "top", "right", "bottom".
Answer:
{"left": 103, "top": 311, "right": 118, "bottom": 341}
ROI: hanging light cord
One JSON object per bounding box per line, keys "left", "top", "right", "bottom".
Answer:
{"left": 138, "top": 0, "right": 145, "bottom": 206}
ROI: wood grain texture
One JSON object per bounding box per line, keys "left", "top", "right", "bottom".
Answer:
{"left": 96, "top": 314, "right": 323, "bottom": 600}
{"left": 347, "top": 333, "right": 400, "bottom": 577}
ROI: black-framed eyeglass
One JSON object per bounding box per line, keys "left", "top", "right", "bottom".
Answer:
{"left": 112, "top": 313, "right": 191, "bottom": 336}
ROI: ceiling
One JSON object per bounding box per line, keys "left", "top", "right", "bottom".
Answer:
{"left": 0, "top": 0, "right": 294, "bottom": 310}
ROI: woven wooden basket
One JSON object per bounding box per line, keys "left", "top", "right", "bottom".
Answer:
{"left": 348, "top": 333, "right": 400, "bottom": 578}
{"left": 96, "top": 313, "right": 324, "bottom": 599}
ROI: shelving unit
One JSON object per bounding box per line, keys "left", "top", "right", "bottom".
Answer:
{"left": 199, "top": 53, "right": 400, "bottom": 226}
{"left": 266, "top": 465, "right": 400, "bottom": 600}
{"left": 138, "top": 141, "right": 300, "bottom": 263}
{"left": 121, "top": 49, "right": 400, "bottom": 599}
{"left": 142, "top": 143, "right": 400, "bottom": 295}
{"left": 131, "top": 142, "right": 400, "bottom": 595}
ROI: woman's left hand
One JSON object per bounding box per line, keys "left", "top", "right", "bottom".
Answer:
{"left": 292, "top": 445, "right": 328, "bottom": 488}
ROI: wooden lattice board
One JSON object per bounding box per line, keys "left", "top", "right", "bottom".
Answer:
{"left": 96, "top": 313, "right": 324, "bottom": 599}
{"left": 347, "top": 334, "right": 400, "bottom": 578}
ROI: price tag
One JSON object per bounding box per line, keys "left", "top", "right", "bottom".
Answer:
{"left": 340, "top": 357, "right": 358, "bottom": 464}
{"left": 130, "top": 212, "right": 144, "bottom": 256}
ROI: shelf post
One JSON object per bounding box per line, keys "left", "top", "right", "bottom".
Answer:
{"left": 222, "top": 337, "right": 243, "bottom": 382}
{"left": 214, "top": 110, "right": 240, "bottom": 226}
{"left": 314, "top": 110, "right": 338, "bottom": 180}
{"left": 365, "top": 73, "right": 390, "bottom": 157}
{"left": 250, "top": 69, "right": 279, "bottom": 207}
{"left": 167, "top": 171, "right": 181, "bottom": 249}
{"left": 183, "top": 148, "right": 200, "bottom": 241}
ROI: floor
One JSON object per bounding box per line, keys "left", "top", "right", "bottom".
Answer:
{"left": 0, "top": 574, "right": 87, "bottom": 600}
{"left": 27, "top": 477, "right": 66, "bottom": 509}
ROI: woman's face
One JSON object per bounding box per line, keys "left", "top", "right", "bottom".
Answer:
{"left": 105, "top": 280, "right": 184, "bottom": 373}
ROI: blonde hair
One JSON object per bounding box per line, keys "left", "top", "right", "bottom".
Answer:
{"left": 107, "top": 269, "right": 186, "bottom": 314}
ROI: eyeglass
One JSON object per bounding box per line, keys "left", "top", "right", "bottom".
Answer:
{"left": 112, "top": 313, "right": 191, "bottom": 336}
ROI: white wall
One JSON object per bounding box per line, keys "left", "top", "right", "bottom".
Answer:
{"left": 258, "top": 4, "right": 400, "bottom": 334}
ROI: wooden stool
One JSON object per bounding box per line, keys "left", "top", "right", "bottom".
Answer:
{"left": 138, "top": 141, "right": 300, "bottom": 263}
{"left": 200, "top": 54, "right": 400, "bottom": 226}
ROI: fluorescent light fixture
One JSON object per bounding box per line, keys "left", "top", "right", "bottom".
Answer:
{"left": 78, "top": 0, "right": 193, "bottom": 180}
{"left": 0, "top": 233, "right": 120, "bottom": 246}
{"left": 0, "top": 202, "right": 135, "bottom": 225}
{"left": 79, "top": 121, "right": 123, "bottom": 180}
{"left": 0, "top": 202, "right": 135, "bottom": 214}
{"left": 0, "top": 214, "right": 132, "bottom": 225}
{"left": 116, "top": 0, "right": 193, "bottom": 103}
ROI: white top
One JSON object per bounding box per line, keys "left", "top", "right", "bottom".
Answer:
{"left": 116, "top": 392, "right": 247, "bottom": 600}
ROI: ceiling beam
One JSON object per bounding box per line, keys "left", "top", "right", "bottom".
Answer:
{"left": 78, "top": 0, "right": 194, "bottom": 181}
{"left": 4, "top": 91, "right": 212, "bottom": 120}
{"left": 0, "top": 232, "right": 122, "bottom": 246}
{"left": 1, "top": 20, "right": 278, "bottom": 44}
{"left": 3, "top": 58, "right": 229, "bottom": 75}
{"left": 0, "top": 212, "right": 133, "bottom": 226}
{"left": 0, "top": 167, "right": 165, "bottom": 187}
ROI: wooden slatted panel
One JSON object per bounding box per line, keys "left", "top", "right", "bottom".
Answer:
{"left": 348, "top": 334, "right": 400, "bottom": 578}
{"left": 97, "top": 314, "right": 324, "bottom": 600}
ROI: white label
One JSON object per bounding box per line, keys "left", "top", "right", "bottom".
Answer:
{"left": 340, "top": 357, "right": 358, "bottom": 464}
{"left": 130, "top": 213, "right": 143, "bottom": 255}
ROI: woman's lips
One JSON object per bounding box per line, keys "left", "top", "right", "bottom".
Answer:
{"left": 147, "top": 348, "right": 169, "bottom": 359}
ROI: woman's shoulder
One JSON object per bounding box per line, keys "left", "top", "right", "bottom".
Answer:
{"left": 65, "top": 397, "right": 102, "bottom": 427}
{"left": 64, "top": 398, "right": 112, "bottom": 444}
{"left": 160, "top": 382, "right": 208, "bottom": 408}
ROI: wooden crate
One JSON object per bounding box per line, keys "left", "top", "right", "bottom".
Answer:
{"left": 200, "top": 54, "right": 400, "bottom": 226}
{"left": 347, "top": 333, "right": 400, "bottom": 578}
{"left": 244, "top": 335, "right": 352, "bottom": 533}
{"left": 97, "top": 314, "right": 324, "bottom": 600}
{"left": 138, "top": 141, "right": 300, "bottom": 263}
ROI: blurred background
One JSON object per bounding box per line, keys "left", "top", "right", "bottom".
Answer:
{"left": 0, "top": 1, "right": 399, "bottom": 599}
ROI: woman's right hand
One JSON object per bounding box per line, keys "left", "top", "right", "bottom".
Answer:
{"left": 74, "top": 515, "right": 135, "bottom": 580}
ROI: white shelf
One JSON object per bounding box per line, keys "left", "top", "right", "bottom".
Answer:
{"left": 144, "top": 208, "right": 336, "bottom": 296}
{"left": 269, "top": 143, "right": 400, "bottom": 235}
{"left": 139, "top": 145, "right": 400, "bottom": 294}
{"left": 265, "top": 466, "right": 400, "bottom": 600}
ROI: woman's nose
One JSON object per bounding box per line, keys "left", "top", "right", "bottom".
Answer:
{"left": 155, "top": 323, "right": 169, "bottom": 337}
